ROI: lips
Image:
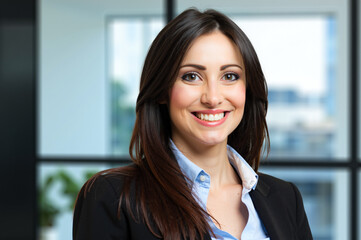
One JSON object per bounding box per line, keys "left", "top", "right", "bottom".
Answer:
{"left": 195, "top": 112, "right": 225, "bottom": 122}
{"left": 191, "top": 110, "right": 229, "bottom": 127}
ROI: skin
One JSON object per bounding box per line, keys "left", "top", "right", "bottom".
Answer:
{"left": 169, "top": 30, "right": 248, "bottom": 239}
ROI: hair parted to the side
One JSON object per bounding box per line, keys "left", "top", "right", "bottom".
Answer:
{"left": 81, "top": 8, "right": 269, "bottom": 239}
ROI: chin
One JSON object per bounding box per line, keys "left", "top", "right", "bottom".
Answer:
{"left": 197, "top": 135, "right": 228, "bottom": 146}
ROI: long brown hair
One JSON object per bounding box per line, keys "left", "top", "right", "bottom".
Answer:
{"left": 84, "top": 8, "right": 269, "bottom": 239}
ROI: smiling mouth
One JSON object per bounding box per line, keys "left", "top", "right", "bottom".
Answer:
{"left": 193, "top": 112, "right": 226, "bottom": 122}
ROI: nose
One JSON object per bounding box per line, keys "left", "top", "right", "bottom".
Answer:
{"left": 201, "top": 80, "right": 223, "bottom": 107}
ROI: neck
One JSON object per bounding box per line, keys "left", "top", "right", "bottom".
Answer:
{"left": 173, "top": 138, "right": 240, "bottom": 190}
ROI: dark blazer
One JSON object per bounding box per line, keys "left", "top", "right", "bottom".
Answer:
{"left": 73, "top": 172, "right": 313, "bottom": 240}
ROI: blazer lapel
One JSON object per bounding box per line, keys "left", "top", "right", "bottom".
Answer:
{"left": 249, "top": 176, "right": 294, "bottom": 240}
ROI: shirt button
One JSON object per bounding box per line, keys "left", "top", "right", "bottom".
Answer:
{"left": 199, "top": 175, "right": 206, "bottom": 182}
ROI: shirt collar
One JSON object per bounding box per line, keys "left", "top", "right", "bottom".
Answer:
{"left": 170, "top": 140, "right": 258, "bottom": 190}
{"left": 227, "top": 145, "right": 258, "bottom": 190}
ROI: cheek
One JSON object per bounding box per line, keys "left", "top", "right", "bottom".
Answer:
{"left": 230, "top": 84, "right": 246, "bottom": 108}
{"left": 169, "top": 83, "right": 198, "bottom": 109}
{"left": 169, "top": 85, "right": 186, "bottom": 117}
{"left": 169, "top": 83, "right": 192, "bottom": 122}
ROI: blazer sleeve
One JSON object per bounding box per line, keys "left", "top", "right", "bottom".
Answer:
{"left": 73, "top": 176, "right": 129, "bottom": 240}
{"left": 290, "top": 182, "right": 313, "bottom": 240}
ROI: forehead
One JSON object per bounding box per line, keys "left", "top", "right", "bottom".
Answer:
{"left": 181, "top": 31, "right": 244, "bottom": 66}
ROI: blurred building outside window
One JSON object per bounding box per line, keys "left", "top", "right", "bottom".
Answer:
{"left": 232, "top": 15, "right": 336, "bottom": 159}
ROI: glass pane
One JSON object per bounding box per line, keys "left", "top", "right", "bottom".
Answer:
{"left": 39, "top": 0, "right": 163, "bottom": 157}
{"left": 175, "top": 1, "right": 349, "bottom": 160}
{"left": 234, "top": 16, "right": 338, "bottom": 159}
{"left": 109, "top": 18, "right": 164, "bottom": 156}
{"left": 260, "top": 168, "right": 349, "bottom": 240}
{"left": 37, "top": 163, "right": 118, "bottom": 240}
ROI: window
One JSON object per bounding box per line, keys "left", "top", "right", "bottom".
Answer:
{"left": 38, "top": 0, "right": 163, "bottom": 237}
{"left": 262, "top": 168, "right": 349, "bottom": 239}
{"left": 32, "top": 0, "right": 359, "bottom": 239}
{"left": 233, "top": 15, "right": 340, "bottom": 159}
{"left": 108, "top": 17, "right": 164, "bottom": 155}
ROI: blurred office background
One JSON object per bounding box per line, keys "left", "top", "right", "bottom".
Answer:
{"left": 0, "top": 0, "right": 360, "bottom": 239}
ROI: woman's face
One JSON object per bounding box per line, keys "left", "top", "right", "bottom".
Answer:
{"left": 169, "top": 31, "right": 246, "bottom": 149}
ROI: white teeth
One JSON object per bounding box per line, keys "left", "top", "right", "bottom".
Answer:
{"left": 196, "top": 113, "right": 225, "bottom": 121}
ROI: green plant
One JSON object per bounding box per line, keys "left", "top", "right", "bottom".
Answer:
{"left": 39, "top": 170, "right": 97, "bottom": 227}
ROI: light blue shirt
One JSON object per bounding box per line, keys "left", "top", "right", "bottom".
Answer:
{"left": 170, "top": 140, "right": 270, "bottom": 240}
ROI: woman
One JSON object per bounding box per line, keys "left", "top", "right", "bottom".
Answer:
{"left": 73, "top": 9, "right": 313, "bottom": 240}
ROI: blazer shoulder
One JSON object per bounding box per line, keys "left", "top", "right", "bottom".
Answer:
{"left": 253, "top": 172, "right": 313, "bottom": 240}
{"left": 258, "top": 172, "right": 292, "bottom": 187}
{"left": 255, "top": 172, "right": 296, "bottom": 196}
{"left": 80, "top": 164, "right": 137, "bottom": 198}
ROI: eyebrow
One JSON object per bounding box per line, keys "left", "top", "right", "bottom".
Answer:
{"left": 180, "top": 64, "right": 243, "bottom": 70}
{"left": 180, "top": 64, "right": 206, "bottom": 70}
{"left": 221, "top": 64, "right": 243, "bottom": 70}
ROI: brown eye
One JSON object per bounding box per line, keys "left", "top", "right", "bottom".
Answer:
{"left": 222, "top": 73, "right": 239, "bottom": 81}
{"left": 181, "top": 73, "right": 200, "bottom": 81}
